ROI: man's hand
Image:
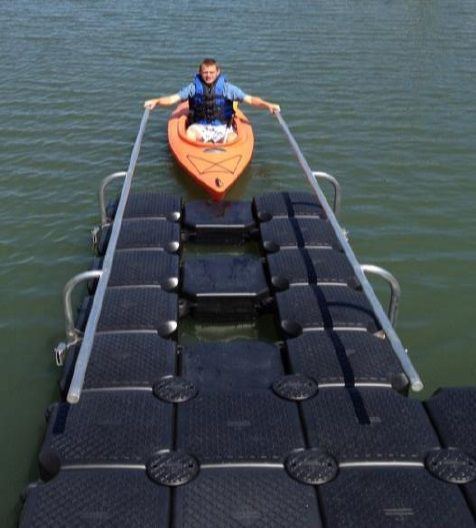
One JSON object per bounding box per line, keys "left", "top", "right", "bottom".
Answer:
{"left": 144, "top": 99, "right": 159, "bottom": 110}
{"left": 144, "top": 94, "right": 180, "bottom": 110}
{"left": 244, "top": 95, "right": 280, "bottom": 114}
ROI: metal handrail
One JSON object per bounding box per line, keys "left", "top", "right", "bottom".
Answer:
{"left": 67, "top": 108, "right": 151, "bottom": 404}
{"left": 99, "top": 171, "right": 127, "bottom": 226}
{"left": 274, "top": 111, "right": 423, "bottom": 392}
{"left": 312, "top": 171, "right": 342, "bottom": 217}
{"left": 361, "top": 264, "right": 400, "bottom": 328}
{"left": 63, "top": 270, "right": 103, "bottom": 340}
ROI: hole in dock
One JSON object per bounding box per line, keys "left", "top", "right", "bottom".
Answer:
{"left": 178, "top": 313, "right": 280, "bottom": 345}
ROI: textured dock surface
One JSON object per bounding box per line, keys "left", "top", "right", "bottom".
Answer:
{"left": 20, "top": 192, "right": 476, "bottom": 527}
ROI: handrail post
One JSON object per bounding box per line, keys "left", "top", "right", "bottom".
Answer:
{"left": 361, "top": 264, "right": 400, "bottom": 328}
{"left": 63, "top": 270, "right": 103, "bottom": 341}
{"left": 273, "top": 111, "right": 423, "bottom": 392}
{"left": 312, "top": 171, "right": 342, "bottom": 217}
{"left": 99, "top": 171, "right": 127, "bottom": 225}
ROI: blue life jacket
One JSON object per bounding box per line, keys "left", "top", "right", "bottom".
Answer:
{"left": 188, "top": 73, "right": 234, "bottom": 126}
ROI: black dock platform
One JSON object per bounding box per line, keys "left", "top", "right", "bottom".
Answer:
{"left": 20, "top": 190, "right": 476, "bottom": 527}
{"left": 19, "top": 108, "right": 476, "bottom": 526}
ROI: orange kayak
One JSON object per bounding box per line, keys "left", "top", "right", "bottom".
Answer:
{"left": 168, "top": 102, "right": 254, "bottom": 201}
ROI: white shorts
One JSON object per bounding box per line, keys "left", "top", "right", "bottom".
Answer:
{"left": 188, "top": 124, "right": 234, "bottom": 143}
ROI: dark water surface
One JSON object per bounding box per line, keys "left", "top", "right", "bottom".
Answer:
{"left": 1, "top": 0, "right": 475, "bottom": 522}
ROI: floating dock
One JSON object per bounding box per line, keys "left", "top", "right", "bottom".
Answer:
{"left": 19, "top": 111, "right": 476, "bottom": 526}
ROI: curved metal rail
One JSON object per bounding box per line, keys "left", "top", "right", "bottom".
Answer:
{"left": 361, "top": 264, "right": 401, "bottom": 328}
{"left": 312, "top": 171, "right": 342, "bottom": 217}
{"left": 67, "top": 109, "right": 151, "bottom": 404}
{"left": 274, "top": 111, "right": 423, "bottom": 392}
{"left": 63, "top": 270, "right": 103, "bottom": 341}
{"left": 99, "top": 171, "right": 127, "bottom": 225}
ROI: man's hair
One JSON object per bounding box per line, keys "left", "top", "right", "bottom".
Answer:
{"left": 199, "top": 58, "right": 219, "bottom": 71}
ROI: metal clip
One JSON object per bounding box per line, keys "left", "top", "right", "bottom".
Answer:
{"left": 91, "top": 225, "right": 100, "bottom": 251}
{"left": 54, "top": 341, "right": 68, "bottom": 367}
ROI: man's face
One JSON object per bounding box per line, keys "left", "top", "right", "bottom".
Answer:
{"left": 200, "top": 64, "right": 220, "bottom": 85}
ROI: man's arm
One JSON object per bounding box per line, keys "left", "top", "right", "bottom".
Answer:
{"left": 243, "top": 95, "right": 280, "bottom": 114}
{"left": 144, "top": 94, "right": 181, "bottom": 110}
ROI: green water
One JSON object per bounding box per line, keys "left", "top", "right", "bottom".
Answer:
{"left": 1, "top": 0, "right": 475, "bottom": 523}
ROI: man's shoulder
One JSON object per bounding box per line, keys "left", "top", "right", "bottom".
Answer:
{"left": 224, "top": 81, "right": 246, "bottom": 100}
{"left": 178, "top": 82, "right": 195, "bottom": 100}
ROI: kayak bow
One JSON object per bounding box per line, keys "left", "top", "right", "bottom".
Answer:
{"left": 168, "top": 102, "right": 254, "bottom": 200}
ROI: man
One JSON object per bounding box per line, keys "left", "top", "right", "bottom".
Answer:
{"left": 144, "top": 58, "right": 280, "bottom": 143}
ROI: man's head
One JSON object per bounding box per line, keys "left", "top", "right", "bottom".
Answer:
{"left": 198, "top": 58, "right": 220, "bottom": 86}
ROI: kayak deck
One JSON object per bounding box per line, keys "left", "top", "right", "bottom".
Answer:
{"left": 168, "top": 102, "right": 254, "bottom": 200}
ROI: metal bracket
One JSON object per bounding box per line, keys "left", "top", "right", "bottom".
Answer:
{"left": 63, "top": 270, "right": 103, "bottom": 341}
{"left": 99, "top": 171, "right": 127, "bottom": 226}
{"left": 312, "top": 171, "right": 342, "bottom": 217}
{"left": 91, "top": 225, "right": 101, "bottom": 252}
{"left": 54, "top": 341, "right": 68, "bottom": 366}
{"left": 54, "top": 340, "right": 80, "bottom": 367}
{"left": 361, "top": 264, "right": 401, "bottom": 328}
